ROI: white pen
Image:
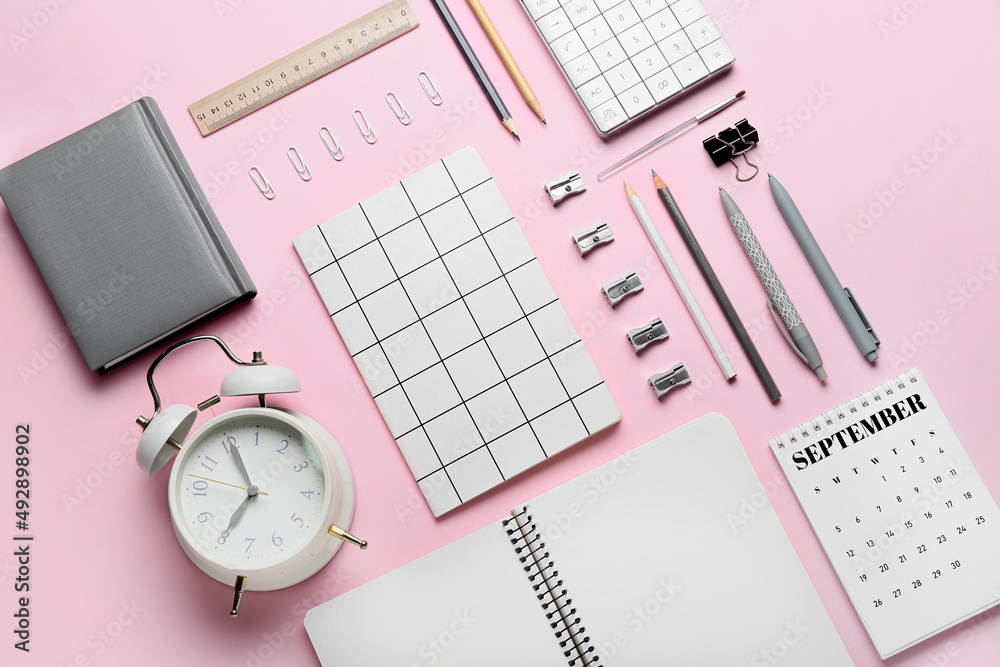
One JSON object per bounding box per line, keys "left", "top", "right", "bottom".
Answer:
{"left": 720, "top": 187, "right": 827, "bottom": 381}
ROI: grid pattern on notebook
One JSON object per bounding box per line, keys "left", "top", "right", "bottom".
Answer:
{"left": 293, "top": 148, "right": 620, "bottom": 516}
{"left": 520, "top": 0, "right": 735, "bottom": 135}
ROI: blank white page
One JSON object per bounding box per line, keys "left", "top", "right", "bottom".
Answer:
{"left": 527, "top": 413, "right": 854, "bottom": 666}
{"left": 304, "top": 520, "right": 568, "bottom": 666}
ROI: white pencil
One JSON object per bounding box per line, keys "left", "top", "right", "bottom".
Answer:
{"left": 625, "top": 182, "right": 737, "bottom": 380}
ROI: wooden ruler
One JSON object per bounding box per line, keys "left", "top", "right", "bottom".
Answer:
{"left": 188, "top": 0, "right": 418, "bottom": 137}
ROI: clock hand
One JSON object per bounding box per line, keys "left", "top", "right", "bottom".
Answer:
{"left": 230, "top": 443, "right": 255, "bottom": 488}
{"left": 188, "top": 474, "right": 269, "bottom": 496}
{"left": 225, "top": 485, "right": 259, "bottom": 532}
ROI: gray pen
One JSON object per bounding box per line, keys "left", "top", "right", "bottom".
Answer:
{"left": 720, "top": 188, "right": 826, "bottom": 380}
{"left": 768, "top": 174, "right": 879, "bottom": 362}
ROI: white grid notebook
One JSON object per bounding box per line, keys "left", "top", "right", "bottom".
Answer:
{"left": 293, "top": 147, "right": 620, "bottom": 516}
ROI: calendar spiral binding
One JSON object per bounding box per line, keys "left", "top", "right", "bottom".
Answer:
{"left": 769, "top": 369, "right": 921, "bottom": 450}
{"left": 503, "top": 506, "right": 601, "bottom": 667}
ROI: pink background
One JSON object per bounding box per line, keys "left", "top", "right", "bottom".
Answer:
{"left": 2, "top": 0, "right": 999, "bottom": 664}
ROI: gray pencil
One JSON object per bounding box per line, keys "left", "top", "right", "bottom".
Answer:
{"left": 430, "top": 0, "right": 519, "bottom": 140}
{"left": 653, "top": 170, "right": 780, "bottom": 402}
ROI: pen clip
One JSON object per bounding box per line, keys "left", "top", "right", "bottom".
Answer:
{"left": 767, "top": 298, "right": 808, "bottom": 364}
{"left": 844, "top": 287, "right": 880, "bottom": 347}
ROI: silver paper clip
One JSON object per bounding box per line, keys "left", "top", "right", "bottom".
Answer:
{"left": 627, "top": 318, "right": 669, "bottom": 353}
{"left": 572, "top": 222, "right": 614, "bottom": 256}
{"left": 418, "top": 71, "right": 443, "bottom": 106}
{"left": 287, "top": 146, "right": 312, "bottom": 181}
{"left": 649, "top": 363, "right": 691, "bottom": 398}
{"left": 386, "top": 92, "right": 412, "bottom": 125}
{"left": 354, "top": 109, "right": 377, "bottom": 144}
{"left": 602, "top": 272, "right": 643, "bottom": 306}
{"left": 544, "top": 172, "right": 586, "bottom": 205}
{"left": 249, "top": 166, "right": 275, "bottom": 200}
{"left": 319, "top": 127, "right": 344, "bottom": 161}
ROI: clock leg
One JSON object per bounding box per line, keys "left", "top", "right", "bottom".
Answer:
{"left": 230, "top": 575, "right": 248, "bottom": 617}
{"left": 328, "top": 524, "right": 368, "bottom": 549}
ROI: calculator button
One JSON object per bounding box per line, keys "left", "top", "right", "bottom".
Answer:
{"left": 645, "top": 67, "right": 682, "bottom": 102}
{"left": 673, "top": 52, "right": 709, "bottom": 87}
{"left": 550, "top": 30, "right": 587, "bottom": 65}
{"left": 562, "top": 0, "right": 601, "bottom": 27}
{"left": 630, "top": 0, "right": 668, "bottom": 21}
{"left": 579, "top": 15, "right": 614, "bottom": 49}
{"left": 631, "top": 44, "right": 668, "bottom": 78}
{"left": 620, "top": 82, "right": 656, "bottom": 117}
{"left": 594, "top": 0, "right": 625, "bottom": 11}
{"left": 590, "top": 98, "right": 628, "bottom": 133}
{"left": 607, "top": 2, "right": 641, "bottom": 33}
{"left": 593, "top": 37, "right": 628, "bottom": 71}
{"left": 565, "top": 52, "right": 601, "bottom": 86}
{"left": 577, "top": 75, "right": 615, "bottom": 109}
{"left": 699, "top": 38, "right": 735, "bottom": 72}
{"left": 685, "top": 15, "right": 721, "bottom": 48}
{"left": 644, "top": 8, "right": 681, "bottom": 41}
{"left": 524, "top": 0, "right": 560, "bottom": 21}
{"left": 605, "top": 60, "right": 642, "bottom": 94}
{"left": 618, "top": 22, "right": 654, "bottom": 57}
{"left": 670, "top": 0, "right": 708, "bottom": 27}
{"left": 658, "top": 29, "right": 695, "bottom": 64}
{"left": 537, "top": 8, "right": 574, "bottom": 42}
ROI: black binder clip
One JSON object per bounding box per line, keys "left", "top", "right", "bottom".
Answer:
{"left": 703, "top": 119, "right": 759, "bottom": 182}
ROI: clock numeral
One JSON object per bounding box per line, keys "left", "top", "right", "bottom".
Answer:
{"left": 276, "top": 439, "right": 290, "bottom": 455}
{"left": 218, "top": 530, "right": 230, "bottom": 545}
{"left": 192, "top": 479, "right": 209, "bottom": 497}
{"left": 222, "top": 435, "right": 237, "bottom": 454}
{"left": 290, "top": 513, "right": 304, "bottom": 527}
{"left": 293, "top": 461, "right": 309, "bottom": 472}
{"left": 300, "top": 490, "right": 317, "bottom": 499}
{"left": 254, "top": 431, "right": 260, "bottom": 446}
{"left": 197, "top": 512, "right": 213, "bottom": 523}
{"left": 201, "top": 456, "right": 218, "bottom": 473}
{"left": 272, "top": 531, "right": 283, "bottom": 547}
{"left": 244, "top": 537, "right": 256, "bottom": 553}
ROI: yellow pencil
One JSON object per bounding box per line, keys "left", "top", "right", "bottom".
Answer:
{"left": 465, "top": 0, "right": 546, "bottom": 124}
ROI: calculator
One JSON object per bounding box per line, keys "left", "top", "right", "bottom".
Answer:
{"left": 519, "top": 0, "right": 735, "bottom": 136}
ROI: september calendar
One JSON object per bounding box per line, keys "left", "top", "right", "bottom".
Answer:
{"left": 770, "top": 369, "right": 1000, "bottom": 659}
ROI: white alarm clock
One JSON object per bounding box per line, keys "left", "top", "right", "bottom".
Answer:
{"left": 134, "top": 335, "right": 365, "bottom": 617}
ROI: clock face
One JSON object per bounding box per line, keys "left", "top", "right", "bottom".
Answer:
{"left": 174, "top": 414, "right": 328, "bottom": 569}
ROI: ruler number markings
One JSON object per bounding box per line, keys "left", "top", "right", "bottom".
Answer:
{"left": 189, "top": 0, "right": 416, "bottom": 136}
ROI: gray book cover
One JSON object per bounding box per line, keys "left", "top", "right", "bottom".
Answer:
{"left": 0, "top": 97, "right": 255, "bottom": 373}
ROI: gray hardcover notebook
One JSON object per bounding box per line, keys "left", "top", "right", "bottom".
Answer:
{"left": 0, "top": 97, "right": 255, "bottom": 373}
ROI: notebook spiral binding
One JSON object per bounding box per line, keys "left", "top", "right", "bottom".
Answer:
{"left": 503, "top": 506, "right": 601, "bottom": 666}
{"left": 769, "top": 369, "right": 920, "bottom": 450}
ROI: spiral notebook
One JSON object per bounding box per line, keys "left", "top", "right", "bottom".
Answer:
{"left": 293, "top": 147, "right": 619, "bottom": 517}
{"left": 305, "top": 414, "right": 854, "bottom": 666}
{"left": 769, "top": 369, "right": 1000, "bottom": 659}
